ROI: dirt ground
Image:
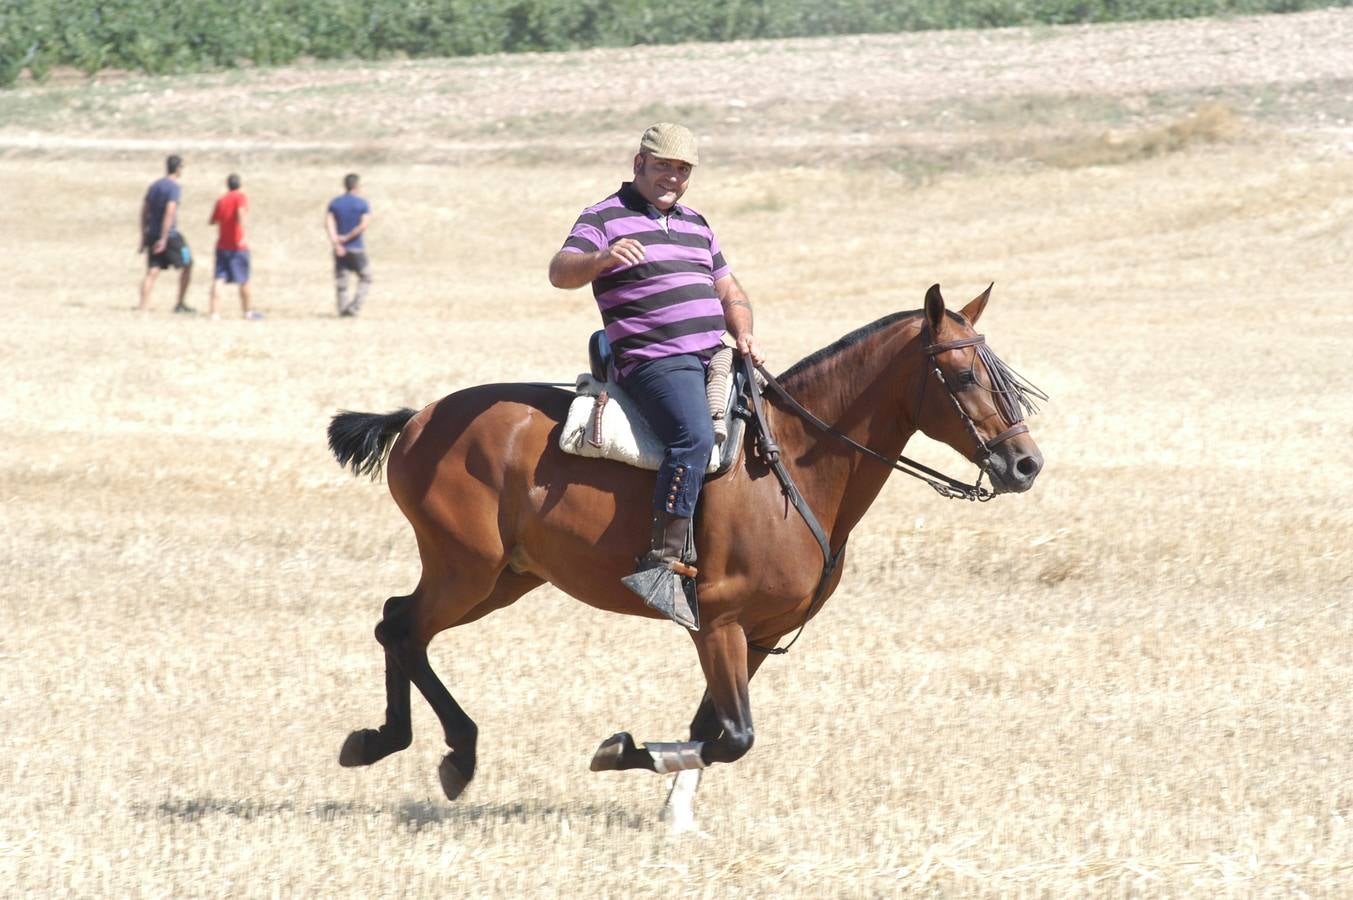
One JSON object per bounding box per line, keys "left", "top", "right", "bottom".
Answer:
{"left": 2, "top": 9, "right": 1352, "bottom": 896}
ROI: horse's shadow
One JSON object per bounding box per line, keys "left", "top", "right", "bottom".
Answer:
{"left": 142, "top": 796, "right": 649, "bottom": 831}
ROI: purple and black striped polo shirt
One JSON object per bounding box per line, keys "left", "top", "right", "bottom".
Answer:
{"left": 560, "top": 182, "right": 730, "bottom": 376}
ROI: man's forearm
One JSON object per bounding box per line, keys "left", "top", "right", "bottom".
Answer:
{"left": 549, "top": 250, "right": 607, "bottom": 290}
{"left": 718, "top": 276, "right": 754, "bottom": 340}
{"left": 719, "top": 277, "right": 764, "bottom": 363}
{"left": 345, "top": 214, "right": 371, "bottom": 242}
{"left": 158, "top": 202, "right": 176, "bottom": 241}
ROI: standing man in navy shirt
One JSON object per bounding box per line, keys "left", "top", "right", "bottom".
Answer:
{"left": 325, "top": 173, "right": 373, "bottom": 317}
{"left": 138, "top": 154, "right": 195, "bottom": 314}
{"left": 549, "top": 123, "right": 763, "bottom": 627}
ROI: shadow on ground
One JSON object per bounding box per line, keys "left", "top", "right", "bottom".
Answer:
{"left": 142, "top": 796, "right": 649, "bottom": 831}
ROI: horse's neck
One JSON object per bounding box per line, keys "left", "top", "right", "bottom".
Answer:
{"left": 772, "top": 323, "right": 923, "bottom": 544}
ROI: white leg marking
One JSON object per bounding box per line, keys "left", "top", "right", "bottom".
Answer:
{"left": 661, "top": 768, "right": 703, "bottom": 835}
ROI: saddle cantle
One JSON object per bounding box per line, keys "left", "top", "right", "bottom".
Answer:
{"left": 559, "top": 339, "right": 747, "bottom": 475}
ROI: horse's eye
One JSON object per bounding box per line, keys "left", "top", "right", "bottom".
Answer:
{"left": 957, "top": 370, "right": 978, "bottom": 387}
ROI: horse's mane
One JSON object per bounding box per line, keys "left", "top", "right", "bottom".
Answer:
{"left": 778, "top": 308, "right": 967, "bottom": 387}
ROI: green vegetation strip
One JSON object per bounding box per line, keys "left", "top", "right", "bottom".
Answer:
{"left": 2, "top": 0, "right": 1347, "bottom": 88}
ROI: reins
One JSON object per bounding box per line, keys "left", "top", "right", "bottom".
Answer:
{"left": 741, "top": 352, "right": 845, "bottom": 656}
{"left": 758, "top": 359, "right": 998, "bottom": 504}
{"left": 743, "top": 327, "right": 1042, "bottom": 656}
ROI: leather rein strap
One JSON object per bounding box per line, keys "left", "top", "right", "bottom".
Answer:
{"left": 742, "top": 331, "right": 1018, "bottom": 655}
{"left": 755, "top": 354, "right": 997, "bottom": 503}
{"left": 742, "top": 353, "right": 845, "bottom": 656}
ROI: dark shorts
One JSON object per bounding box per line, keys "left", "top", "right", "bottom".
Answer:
{"left": 333, "top": 250, "right": 371, "bottom": 275}
{"left": 146, "top": 232, "right": 191, "bottom": 270}
{"left": 214, "top": 248, "right": 251, "bottom": 284}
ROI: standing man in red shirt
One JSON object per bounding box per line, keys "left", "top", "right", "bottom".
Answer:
{"left": 207, "top": 173, "right": 261, "bottom": 320}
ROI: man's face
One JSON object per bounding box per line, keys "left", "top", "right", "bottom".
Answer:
{"left": 632, "top": 153, "right": 693, "bottom": 211}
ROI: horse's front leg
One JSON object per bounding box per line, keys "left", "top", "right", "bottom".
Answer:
{"left": 658, "top": 642, "right": 773, "bottom": 831}
{"left": 590, "top": 621, "right": 756, "bottom": 774}
{"left": 688, "top": 644, "right": 771, "bottom": 743}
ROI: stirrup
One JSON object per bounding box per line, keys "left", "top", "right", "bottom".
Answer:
{"left": 621, "top": 566, "right": 700, "bottom": 631}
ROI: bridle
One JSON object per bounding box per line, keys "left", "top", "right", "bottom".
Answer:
{"left": 918, "top": 330, "right": 1031, "bottom": 480}
{"left": 744, "top": 325, "right": 1043, "bottom": 655}
{"left": 756, "top": 327, "right": 1031, "bottom": 505}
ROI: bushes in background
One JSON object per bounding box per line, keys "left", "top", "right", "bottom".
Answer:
{"left": 0, "top": 0, "right": 1343, "bottom": 87}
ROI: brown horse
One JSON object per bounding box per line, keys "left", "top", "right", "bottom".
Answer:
{"left": 328, "top": 284, "right": 1044, "bottom": 808}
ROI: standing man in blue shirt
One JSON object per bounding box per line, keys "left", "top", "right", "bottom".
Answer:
{"left": 325, "top": 173, "right": 373, "bottom": 317}
{"left": 138, "top": 154, "right": 195, "bottom": 314}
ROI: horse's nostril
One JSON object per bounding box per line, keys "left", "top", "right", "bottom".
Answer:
{"left": 1016, "top": 455, "right": 1041, "bottom": 477}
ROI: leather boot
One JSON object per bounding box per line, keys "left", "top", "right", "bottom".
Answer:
{"left": 634, "top": 510, "right": 697, "bottom": 578}
{"left": 621, "top": 511, "right": 699, "bottom": 629}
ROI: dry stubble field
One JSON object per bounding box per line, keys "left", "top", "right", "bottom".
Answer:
{"left": 2, "top": 10, "right": 1353, "bottom": 896}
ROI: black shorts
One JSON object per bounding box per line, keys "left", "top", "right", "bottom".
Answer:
{"left": 147, "top": 233, "right": 192, "bottom": 270}
{"left": 333, "top": 250, "right": 370, "bottom": 275}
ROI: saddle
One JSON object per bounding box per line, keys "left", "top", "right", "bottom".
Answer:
{"left": 558, "top": 332, "right": 749, "bottom": 475}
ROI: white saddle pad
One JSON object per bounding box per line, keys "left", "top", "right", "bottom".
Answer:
{"left": 559, "top": 373, "right": 741, "bottom": 474}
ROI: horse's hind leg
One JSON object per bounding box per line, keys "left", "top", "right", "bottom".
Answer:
{"left": 381, "top": 627, "right": 478, "bottom": 801}
{"left": 370, "top": 567, "right": 542, "bottom": 801}
{"left": 339, "top": 597, "right": 415, "bottom": 768}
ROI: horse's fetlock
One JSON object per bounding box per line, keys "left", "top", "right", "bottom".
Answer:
{"left": 381, "top": 724, "right": 413, "bottom": 752}
{"left": 449, "top": 721, "right": 478, "bottom": 756}
{"left": 722, "top": 727, "right": 755, "bottom": 762}
{"left": 450, "top": 744, "right": 477, "bottom": 780}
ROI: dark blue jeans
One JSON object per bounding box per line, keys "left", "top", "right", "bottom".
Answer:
{"left": 621, "top": 354, "right": 715, "bottom": 518}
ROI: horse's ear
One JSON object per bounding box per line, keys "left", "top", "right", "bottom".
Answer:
{"left": 961, "top": 283, "right": 993, "bottom": 327}
{"left": 924, "top": 283, "right": 945, "bottom": 332}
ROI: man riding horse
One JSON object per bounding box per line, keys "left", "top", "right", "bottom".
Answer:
{"left": 548, "top": 123, "right": 764, "bottom": 625}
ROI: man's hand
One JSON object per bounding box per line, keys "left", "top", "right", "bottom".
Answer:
{"left": 549, "top": 238, "right": 646, "bottom": 290}
{"left": 598, "top": 238, "right": 644, "bottom": 271}
{"left": 736, "top": 332, "right": 765, "bottom": 366}
{"left": 152, "top": 237, "right": 167, "bottom": 254}
{"left": 333, "top": 242, "right": 347, "bottom": 257}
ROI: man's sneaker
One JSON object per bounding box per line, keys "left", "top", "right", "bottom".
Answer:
{"left": 173, "top": 303, "right": 197, "bottom": 315}
{"left": 244, "top": 310, "right": 264, "bottom": 321}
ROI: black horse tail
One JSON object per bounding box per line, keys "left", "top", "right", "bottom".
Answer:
{"left": 328, "top": 408, "right": 417, "bottom": 481}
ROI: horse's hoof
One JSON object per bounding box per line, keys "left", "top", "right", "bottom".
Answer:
{"left": 439, "top": 753, "right": 472, "bottom": 801}
{"left": 590, "top": 732, "right": 637, "bottom": 772}
{"left": 339, "top": 729, "right": 373, "bottom": 767}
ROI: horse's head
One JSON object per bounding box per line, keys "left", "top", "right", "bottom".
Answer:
{"left": 917, "top": 284, "right": 1045, "bottom": 494}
